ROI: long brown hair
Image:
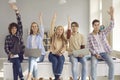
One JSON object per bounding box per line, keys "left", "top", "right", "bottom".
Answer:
{"left": 50, "top": 26, "right": 67, "bottom": 49}
{"left": 30, "top": 22, "right": 39, "bottom": 35}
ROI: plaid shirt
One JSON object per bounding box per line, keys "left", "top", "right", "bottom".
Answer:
{"left": 4, "top": 13, "right": 24, "bottom": 56}
{"left": 87, "top": 20, "right": 114, "bottom": 55}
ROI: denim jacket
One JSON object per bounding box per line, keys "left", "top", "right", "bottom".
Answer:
{"left": 27, "top": 25, "right": 46, "bottom": 55}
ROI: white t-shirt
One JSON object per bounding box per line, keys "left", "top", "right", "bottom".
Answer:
{"left": 31, "top": 35, "right": 38, "bottom": 49}
{"left": 94, "top": 34, "right": 105, "bottom": 53}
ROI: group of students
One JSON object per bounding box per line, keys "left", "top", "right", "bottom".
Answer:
{"left": 4, "top": 3, "right": 115, "bottom": 80}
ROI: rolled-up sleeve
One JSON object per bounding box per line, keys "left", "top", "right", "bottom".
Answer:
{"left": 102, "top": 20, "right": 114, "bottom": 36}
{"left": 39, "top": 25, "right": 44, "bottom": 39}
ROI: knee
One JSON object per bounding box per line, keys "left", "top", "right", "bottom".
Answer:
{"left": 60, "top": 57, "right": 65, "bottom": 63}
{"left": 71, "top": 62, "right": 77, "bottom": 71}
{"left": 109, "top": 61, "right": 114, "bottom": 69}
{"left": 72, "top": 65, "right": 77, "bottom": 72}
{"left": 82, "top": 58, "right": 87, "bottom": 65}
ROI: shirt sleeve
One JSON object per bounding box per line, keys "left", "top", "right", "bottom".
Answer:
{"left": 87, "top": 34, "right": 97, "bottom": 55}
{"left": 4, "top": 36, "right": 11, "bottom": 55}
{"left": 26, "top": 36, "right": 30, "bottom": 49}
{"left": 81, "top": 34, "right": 85, "bottom": 45}
{"left": 102, "top": 20, "right": 114, "bottom": 36}
{"left": 39, "top": 25, "right": 44, "bottom": 39}
{"left": 16, "top": 13, "right": 23, "bottom": 39}
{"left": 66, "top": 29, "right": 71, "bottom": 39}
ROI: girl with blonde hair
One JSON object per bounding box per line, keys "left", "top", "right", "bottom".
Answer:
{"left": 48, "top": 13, "right": 67, "bottom": 80}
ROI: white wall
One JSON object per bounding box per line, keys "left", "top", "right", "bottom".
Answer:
{"left": 102, "top": 0, "right": 113, "bottom": 46}
{"left": 113, "top": 0, "right": 120, "bottom": 51}
{"left": 0, "top": 0, "right": 89, "bottom": 58}
{"left": 89, "top": 0, "right": 101, "bottom": 32}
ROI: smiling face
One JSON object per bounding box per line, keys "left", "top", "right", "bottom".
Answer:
{"left": 92, "top": 19, "right": 100, "bottom": 33}
{"left": 30, "top": 22, "right": 39, "bottom": 35}
{"left": 11, "top": 26, "right": 17, "bottom": 35}
{"left": 71, "top": 22, "right": 79, "bottom": 33}
{"left": 56, "top": 26, "right": 64, "bottom": 36}
{"left": 31, "top": 23, "right": 38, "bottom": 34}
{"left": 71, "top": 24, "right": 79, "bottom": 33}
{"left": 8, "top": 22, "right": 18, "bottom": 35}
{"left": 93, "top": 22, "right": 100, "bottom": 33}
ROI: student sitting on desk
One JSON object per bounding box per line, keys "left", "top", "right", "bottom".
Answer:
{"left": 67, "top": 17, "right": 87, "bottom": 80}
{"left": 4, "top": 3, "right": 24, "bottom": 80}
{"left": 48, "top": 13, "right": 67, "bottom": 80}
{"left": 26, "top": 13, "right": 45, "bottom": 80}
{"left": 88, "top": 6, "right": 114, "bottom": 80}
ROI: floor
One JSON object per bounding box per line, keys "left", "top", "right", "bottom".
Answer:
{"left": 0, "top": 58, "right": 120, "bottom": 80}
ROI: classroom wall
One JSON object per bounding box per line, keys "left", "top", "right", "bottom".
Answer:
{"left": 0, "top": 0, "right": 89, "bottom": 58}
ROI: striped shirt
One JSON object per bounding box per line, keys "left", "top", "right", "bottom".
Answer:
{"left": 87, "top": 20, "right": 114, "bottom": 55}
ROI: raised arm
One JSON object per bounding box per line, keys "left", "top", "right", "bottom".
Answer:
{"left": 9, "top": 3, "right": 23, "bottom": 39}
{"left": 68, "top": 16, "right": 71, "bottom": 30}
{"left": 108, "top": 6, "right": 114, "bottom": 21}
{"left": 66, "top": 16, "right": 71, "bottom": 39}
{"left": 102, "top": 6, "right": 114, "bottom": 36}
{"left": 39, "top": 13, "right": 44, "bottom": 39}
{"left": 50, "top": 13, "right": 56, "bottom": 37}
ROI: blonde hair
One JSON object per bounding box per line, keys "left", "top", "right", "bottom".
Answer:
{"left": 30, "top": 22, "right": 39, "bottom": 35}
{"left": 50, "top": 25, "right": 67, "bottom": 50}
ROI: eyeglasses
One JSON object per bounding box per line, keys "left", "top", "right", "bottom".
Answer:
{"left": 71, "top": 25, "right": 78, "bottom": 27}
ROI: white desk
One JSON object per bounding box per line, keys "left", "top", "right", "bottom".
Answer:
{"left": 3, "top": 58, "right": 120, "bottom": 80}
{"left": 3, "top": 50, "right": 120, "bottom": 80}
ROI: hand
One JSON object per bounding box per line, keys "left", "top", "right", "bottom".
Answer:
{"left": 9, "top": 3, "right": 18, "bottom": 11}
{"left": 108, "top": 6, "right": 114, "bottom": 20}
{"left": 78, "top": 54, "right": 84, "bottom": 57}
{"left": 57, "top": 53, "right": 62, "bottom": 56}
{"left": 95, "top": 54, "right": 101, "bottom": 59}
{"left": 56, "top": 50, "right": 62, "bottom": 56}
{"left": 9, "top": 53, "right": 14, "bottom": 58}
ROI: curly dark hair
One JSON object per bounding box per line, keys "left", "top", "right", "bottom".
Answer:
{"left": 8, "top": 22, "right": 18, "bottom": 34}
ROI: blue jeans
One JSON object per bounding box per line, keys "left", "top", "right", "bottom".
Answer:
{"left": 28, "top": 55, "right": 44, "bottom": 78}
{"left": 91, "top": 53, "right": 114, "bottom": 80}
{"left": 48, "top": 52, "right": 65, "bottom": 75}
{"left": 10, "top": 58, "right": 24, "bottom": 80}
{"left": 70, "top": 55, "right": 87, "bottom": 80}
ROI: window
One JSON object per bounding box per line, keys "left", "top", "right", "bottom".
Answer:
{"left": 113, "top": 0, "right": 120, "bottom": 51}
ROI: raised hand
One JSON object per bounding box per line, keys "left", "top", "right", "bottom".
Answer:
{"left": 9, "top": 3, "right": 18, "bottom": 11}
{"left": 50, "top": 12, "right": 57, "bottom": 36}
{"left": 108, "top": 6, "right": 114, "bottom": 20}
{"left": 39, "top": 13, "right": 43, "bottom": 25}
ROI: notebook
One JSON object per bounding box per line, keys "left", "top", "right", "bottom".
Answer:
{"left": 72, "top": 48, "right": 89, "bottom": 57}
{"left": 25, "top": 48, "right": 41, "bottom": 57}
